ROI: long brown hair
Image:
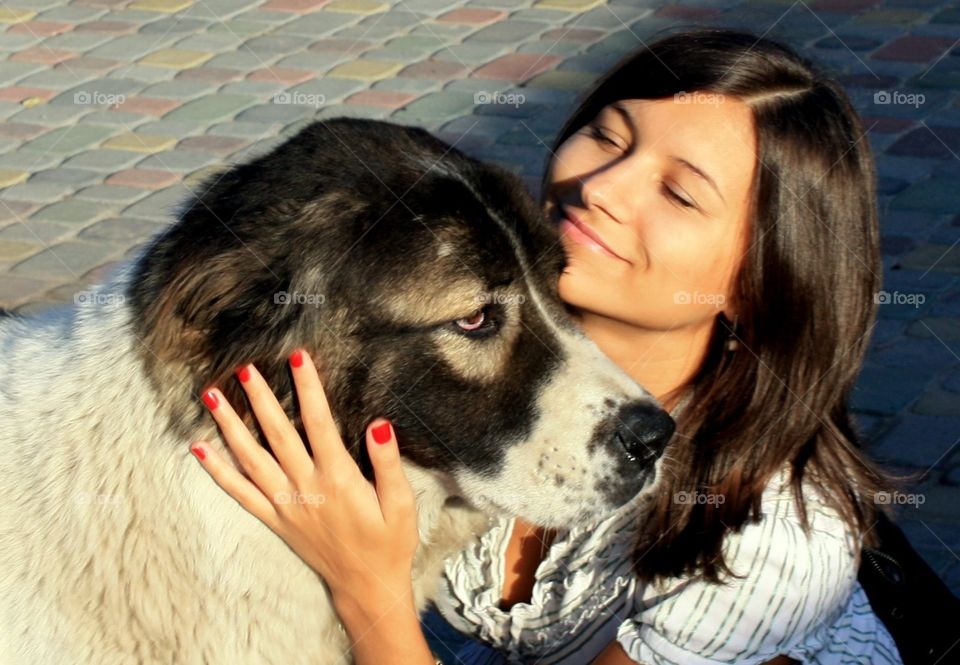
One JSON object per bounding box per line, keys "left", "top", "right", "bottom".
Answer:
{"left": 542, "top": 29, "right": 891, "bottom": 583}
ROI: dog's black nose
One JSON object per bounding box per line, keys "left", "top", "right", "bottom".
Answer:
{"left": 615, "top": 403, "right": 675, "bottom": 463}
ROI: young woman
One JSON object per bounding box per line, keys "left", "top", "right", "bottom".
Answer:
{"left": 189, "top": 30, "right": 903, "bottom": 664}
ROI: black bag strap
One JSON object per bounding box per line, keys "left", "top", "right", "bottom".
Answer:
{"left": 858, "top": 512, "right": 960, "bottom": 664}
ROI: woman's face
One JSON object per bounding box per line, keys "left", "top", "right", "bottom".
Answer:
{"left": 543, "top": 96, "right": 757, "bottom": 332}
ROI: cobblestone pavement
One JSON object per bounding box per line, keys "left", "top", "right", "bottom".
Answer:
{"left": 0, "top": 0, "right": 957, "bottom": 595}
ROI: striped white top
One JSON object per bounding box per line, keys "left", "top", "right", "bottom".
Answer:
{"left": 435, "top": 466, "right": 903, "bottom": 664}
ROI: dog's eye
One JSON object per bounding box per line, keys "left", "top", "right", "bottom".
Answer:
{"left": 456, "top": 309, "right": 486, "bottom": 331}
{"left": 452, "top": 306, "right": 499, "bottom": 337}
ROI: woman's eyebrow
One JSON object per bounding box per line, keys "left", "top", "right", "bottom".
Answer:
{"left": 671, "top": 156, "right": 725, "bottom": 205}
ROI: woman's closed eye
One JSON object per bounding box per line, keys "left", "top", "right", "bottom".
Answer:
{"left": 589, "top": 125, "right": 621, "bottom": 149}
{"left": 662, "top": 182, "right": 698, "bottom": 211}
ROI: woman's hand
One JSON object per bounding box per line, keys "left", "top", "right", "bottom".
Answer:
{"left": 188, "top": 348, "right": 420, "bottom": 622}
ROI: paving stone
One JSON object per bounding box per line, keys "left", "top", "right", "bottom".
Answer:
{"left": 243, "top": 33, "right": 314, "bottom": 53}
{"left": 78, "top": 216, "right": 169, "bottom": 241}
{"left": 433, "top": 42, "right": 512, "bottom": 64}
{"left": 913, "top": 389, "right": 960, "bottom": 417}
{"left": 180, "top": 0, "right": 261, "bottom": 19}
{"left": 236, "top": 101, "right": 320, "bottom": 123}
{"left": 0, "top": 272, "right": 55, "bottom": 305}
{"left": 19, "top": 125, "right": 116, "bottom": 155}
{"left": 11, "top": 240, "right": 120, "bottom": 280}
{"left": 868, "top": 414, "right": 960, "bottom": 467}
{"left": 140, "top": 79, "right": 213, "bottom": 99}
{"left": 89, "top": 35, "right": 178, "bottom": 60}
{"left": 344, "top": 89, "right": 418, "bottom": 109}
{"left": 102, "top": 133, "right": 178, "bottom": 154}
{"left": 75, "top": 20, "right": 139, "bottom": 34}
{"left": 62, "top": 148, "right": 145, "bottom": 172}
{"left": 526, "top": 68, "right": 599, "bottom": 93}
{"left": 29, "top": 168, "right": 103, "bottom": 188}
{"left": 518, "top": 40, "right": 586, "bottom": 57}
{"left": 139, "top": 48, "right": 214, "bottom": 69}
{"left": 465, "top": 20, "right": 546, "bottom": 44}
{"left": 0, "top": 7, "right": 37, "bottom": 24}
{"left": 888, "top": 126, "right": 960, "bottom": 159}
{"left": 0, "top": 239, "right": 41, "bottom": 261}
{"left": 326, "top": 59, "right": 403, "bottom": 81}
{"left": 273, "top": 12, "right": 356, "bottom": 35}
{"left": 931, "top": 7, "right": 960, "bottom": 24}
{"left": 868, "top": 337, "right": 957, "bottom": 371}
{"left": 210, "top": 16, "right": 284, "bottom": 35}
{"left": 121, "top": 185, "right": 194, "bottom": 220}
{"left": 32, "top": 200, "right": 113, "bottom": 225}
{"left": 324, "top": 0, "right": 389, "bottom": 14}
{"left": 7, "top": 20, "right": 73, "bottom": 36}
{"left": 50, "top": 78, "right": 146, "bottom": 108}
{"left": 136, "top": 16, "right": 211, "bottom": 34}
{"left": 262, "top": 0, "right": 328, "bottom": 11}
{"left": 900, "top": 244, "right": 960, "bottom": 274}
{"left": 173, "top": 33, "right": 246, "bottom": 53}
{"left": 873, "top": 35, "right": 958, "bottom": 63}
{"left": 907, "top": 316, "right": 960, "bottom": 343}
{"left": 129, "top": 0, "right": 195, "bottom": 12}
{"left": 851, "top": 363, "right": 932, "bottom": 415}
{"left": 0, "top": 169, "right": 29, "bottom": 188}
{"left": 890, "top": 178, "right": 960, "bottom": 215}
{"left": 73, "top": 184, "right": 151, "bottom": 205}
{"left": 105, "top": 168, "right": 180, "bottom": 190}
{"left": 473, "top": 53, "right": 561, "bottom": 81}
{"left": 163, "top": 94, "right": 258, "bottom": 122}
{"left": 135, "top": 150, "right": 220, "bottom": 172}
{"left": 38, "top": 30, "right": 117, "bottom": 52}
{"left": 176, "top": 66, "right": 245, "bottom": 83}
{"left": 0, "top": 200, "right": 36, "bottom": 223}
{"left": 0, "top": 219, "right": 73, "bottom": 243}
{"left": 206, "top": 120, "right": 279, "bottom": 138}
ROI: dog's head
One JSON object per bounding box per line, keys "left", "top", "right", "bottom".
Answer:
{"left": 129, "top": 118, "right": 674, "bottom": 526}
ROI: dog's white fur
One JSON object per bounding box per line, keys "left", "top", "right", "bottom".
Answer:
{"left": 0, "top": 265, "right": 490, "bottom": 664}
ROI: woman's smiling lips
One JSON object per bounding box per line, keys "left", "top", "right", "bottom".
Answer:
{"left": 557, "top": 207, "right": 630, "bottom": 263}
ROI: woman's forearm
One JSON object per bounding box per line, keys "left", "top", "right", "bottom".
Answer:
{"left": 334, "top": 589, "right": 438, "bottom": 665}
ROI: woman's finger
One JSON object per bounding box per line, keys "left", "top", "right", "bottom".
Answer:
{"left": 235, "top": 362, "right": 315, "bottom": 487}
{"left": 189, "top": 440, "right": 279, "bottom": 529}
{"left": 200, "top": 386, "right": 289, "bottom": 497}
{"left": 288, "top": 349, "right": 355, "bottom": 474}
{"left": 365, "top": 419, "right": 416, "bottom": 527}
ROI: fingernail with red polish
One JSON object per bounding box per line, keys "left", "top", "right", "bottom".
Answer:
{"left": 289, "top": 349, "right": 303, "bottom": 368}
{"left": 202, "top": 390, "right": 219, "bottom": 410}
{"left": 191, "top": 444, "right": 206, "bottom": 461}
{"left": 236, "top": 365, "right": 251, "bottom": 383}
{"left": 372, "top": 421, "right": 392, "bottom": 444}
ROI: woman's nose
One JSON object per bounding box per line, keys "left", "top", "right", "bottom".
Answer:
{"left": 580, "top": 159, "right": 637, "bottom": 225}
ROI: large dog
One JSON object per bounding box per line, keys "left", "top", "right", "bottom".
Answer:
{"left": 0, "top": 118, "right": 674, "bottom": 664}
